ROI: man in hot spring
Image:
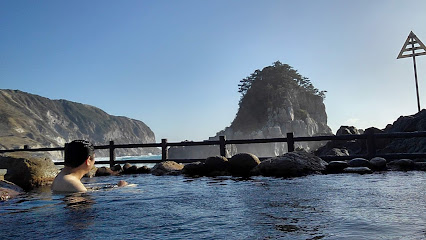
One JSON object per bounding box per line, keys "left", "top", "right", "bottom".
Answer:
{"left": 52, "top": 140, "right": 128, "bottom": 192}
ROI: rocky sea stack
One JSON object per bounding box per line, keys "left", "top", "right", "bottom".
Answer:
{"left": 170, "top": 61, "right": 331, "bottom": 158}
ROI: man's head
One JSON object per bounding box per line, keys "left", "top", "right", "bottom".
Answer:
{"left": 64, "top": 140, "right": 95, "bottom": 168}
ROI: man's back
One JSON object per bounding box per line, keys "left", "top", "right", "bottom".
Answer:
{"left": 51, "top": 171, "right": 87, "bottom": 192}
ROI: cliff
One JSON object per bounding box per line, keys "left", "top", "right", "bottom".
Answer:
{"left": 316, "top": 110, "right": 426, "bottom": 158}
{"left": 0, "top": 89, "right": 159, "bottom": 158}
{"left": 169, "top": 62, "right": 332, "bottom": 158}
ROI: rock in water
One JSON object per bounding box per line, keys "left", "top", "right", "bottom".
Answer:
{"left": 369, "top": 157, "right": 387, "bottom": 171}
{"left": 348, "top": 158, "right": 370, "bottom": 167}
{"left": 182, "top": 162, "right": 206, "bottom": 176}
{"left": 387, "top": 159, "right": 415, "bottom": 171}
{"left": 253, "top": 151, "right": 327, "bottom": 177}
{"left": 95, "top": 167, "right": 115, "bottom": 176}
{"left": 151, "top": 161, "right": 184, "bottom": 176}
{"left": 205, "top": 156, "right": 229, "bottom": 172}
{"left": 0, "top": 152, "right": 59, "bottom": 191}
{"left": 228, "top": 153, "right": 260, "bottom": 176}
{"left": 326, "top": 161, "right": 349, "bottom": 173}
{"left": 136, "top": 166, "right": 151, "bottom": 174}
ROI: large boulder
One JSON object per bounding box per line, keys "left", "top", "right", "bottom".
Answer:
{"left": 123, "top": 163, "right": 138, "bottom": 174}
{"left": 369, "top": 157, "right": 387, "bottom": 171}
{"left": 136, "top": 166, "right": 151, "bottom": 174}
{"left": 1, "top": 180, "right": 23, "bottom": 201}
{"left": 253, "top": 151, "right": 327, "bottom": 177}
{"left": 151, "top": 161, "right": 184, "bottom": 176}
{"left": 182, "top": 162, "right": 206, "bottom": 176}
{"left": 0, "top": 152, "right": 59, "bottom": 191}
{"left": 347, "top": 158, "right": 370, "bottom": 167}
{"left": 387, "top": 159, "right": 415, "bottom": 171}
{"left": 95, "top": 167, "right": 116, "bottom": 176}
{"left": 336, "top": 126, "right": 363, "bottom": 135}
{"left": 325, "top": 148, "right": 350, "bottom": 157}
{"left": 228, "top": 153, "right": 260, "bottom": 176}
{"left": 315, "top": 126, "right": 365, "bottom": 158}
{"left": 326, "top": 161, "right": 349, "bottom": 173}
{"left": 205, "top": 156, "right": 229, "bottom": 176}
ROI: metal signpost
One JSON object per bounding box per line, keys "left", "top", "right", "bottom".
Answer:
{"left": 397, "top": 31, "right": 426, "bottom": 112}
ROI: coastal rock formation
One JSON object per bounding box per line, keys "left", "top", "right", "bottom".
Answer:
{"left": 316, "top": 110, "right": 426, "bottom": 159}
{"left": 380, "top": 109, "right": 426, "bottom": 155}
{"left": 0, "top": 152, "right": 59, "bottom": 191}
{"left": 0, "top": 89, "right": 159, "bottom": 158}
{"left": 170, "top": 62, "right": 332, "bottom": 159}
{"left": 252, "top": 151, "right": 327, "bottom": 177}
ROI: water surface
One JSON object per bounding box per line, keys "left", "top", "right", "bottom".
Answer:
{"left": 1, "top": 172, "right": 425, "bottom": 240}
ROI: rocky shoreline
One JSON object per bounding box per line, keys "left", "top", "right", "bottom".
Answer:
{"left": 1, "top": 150, "right": 425, "bottom": 201}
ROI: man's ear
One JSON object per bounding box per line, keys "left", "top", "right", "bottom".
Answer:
{"left": 85, "top": 156, "right": 91, "bottom": 166}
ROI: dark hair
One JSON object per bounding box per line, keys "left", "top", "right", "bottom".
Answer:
{"left": 64, "top": 140, "right": 95, "bottom": 168}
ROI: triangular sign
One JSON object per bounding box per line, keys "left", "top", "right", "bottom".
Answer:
{"left": 397, "top": 31, "right": 426, "bottom": 59}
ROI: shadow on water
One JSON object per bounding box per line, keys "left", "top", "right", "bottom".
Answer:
{"left": 60, "top": 193, "right": 96, "bottom": 230}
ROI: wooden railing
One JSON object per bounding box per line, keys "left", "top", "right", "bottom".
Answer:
{"left": 1, "top": 129, "right": 426, "bottom": 167}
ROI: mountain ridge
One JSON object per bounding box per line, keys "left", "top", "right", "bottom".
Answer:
{"left": 0, "top": 89, "right": 159, "bottom": 158}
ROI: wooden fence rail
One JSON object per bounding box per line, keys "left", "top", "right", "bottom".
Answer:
{"left": 1, "top": 129, "right": 426, "bottom": 167}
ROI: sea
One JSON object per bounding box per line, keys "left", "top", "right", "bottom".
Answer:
{"left": 1, "top": 156, "right": 425, "bottom": 240}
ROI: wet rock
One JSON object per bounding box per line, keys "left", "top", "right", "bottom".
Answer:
{"left": 229, "top": 153, "right": 260, "bottom": 176}
{"left": 151, "top": 161, "right": 184, "bottom": 176}
{"left": 387, "top": 159, "right": 415, "bottom": 171}
{"left": 326, "top": 161, "right": 348, "bottom": 173}
{"left": 369, "top": 157, "right": 387, "bottom": 171}
{"left": 343, "top": 167, "right": 373, "bottom": 174}
{"left": 205, "top": 156, "right": 229, "bottom": 172}
{"left": 182, "top": 162, "right": 206, "bottom": 177}
{"left": 0, "top": 152, "right": 59, "bottom": 191}
{"left": 253, "top": 151, "right": 327, "bottom": 177}
{"left": 95, "top": 167, "right": 115, "bottom": 176}
{"left": 136, "top": 166, "right": 151, "bottom": 174}
{"left": 111, "top": 164, "right": 123, "bottom": 172}
{"left": 326, "top": 148, "right": 350, "bottom": 156}
{"left": 123, "top": 163, "right": 138, "bottom": 174}
{"left": 1, "top": 180, "right": 23, "bottom": 201}
{"left": 348, "top": 158, "right": 370, "bottom": 167}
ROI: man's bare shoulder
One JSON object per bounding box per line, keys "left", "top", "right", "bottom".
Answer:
{"left": 52, "top": 174, "right": 87, "bottom": 193}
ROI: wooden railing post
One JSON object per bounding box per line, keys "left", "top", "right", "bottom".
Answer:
{"left": 287, "top": 132, "right": 295, "bottom": 152}
{"left": 161, "top": 139, "right": 168, "bottom": 161}
{"left": 109, "top": 140, "right": 116, "bottom": 168}
{"left": 366, "top": 128, "right": 376, "bottom": 159}
{"left": 219, "top": 136, "right": 226, "bottom": 157}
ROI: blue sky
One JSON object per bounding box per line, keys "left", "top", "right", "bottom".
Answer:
{"left": 1, "top": 0, "right": 426, "bottom": 142}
